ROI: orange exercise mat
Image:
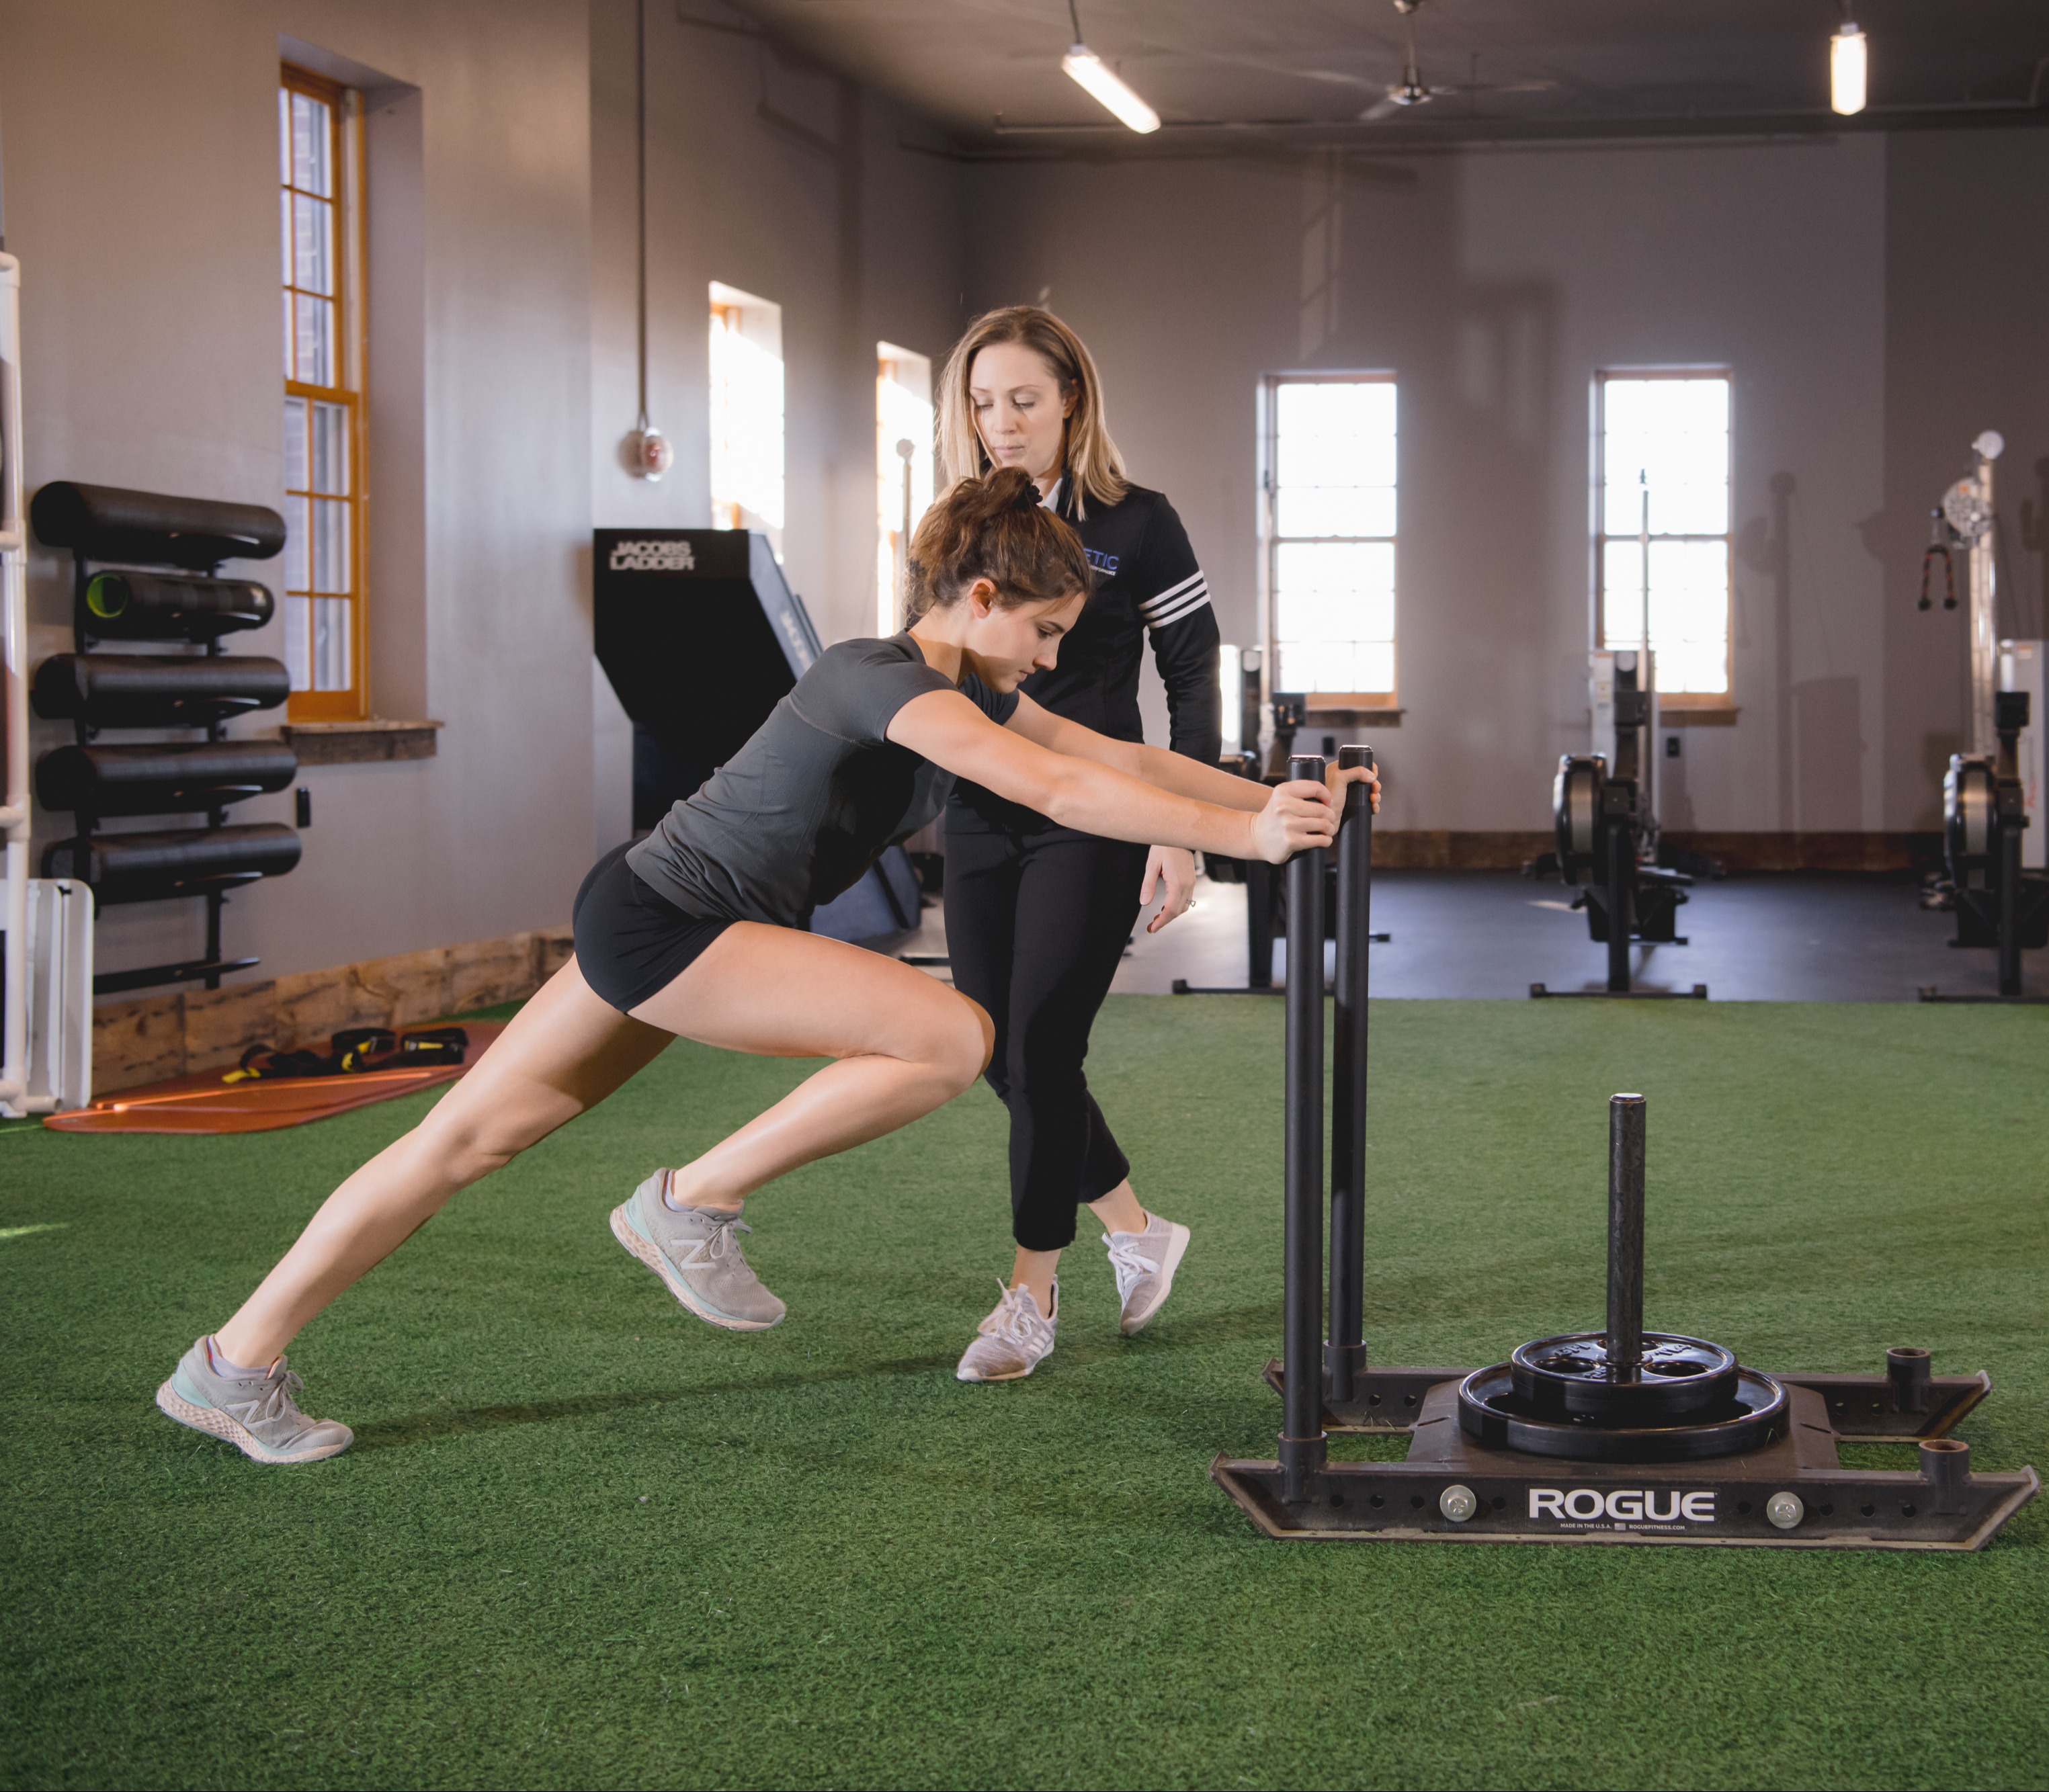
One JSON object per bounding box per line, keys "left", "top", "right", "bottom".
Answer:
{"left": 44, "top": 1023, "right": 507, "bottom": 1136}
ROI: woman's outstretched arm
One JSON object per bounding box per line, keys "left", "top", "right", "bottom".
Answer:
{"left": 1003, "top": 691, "right": 1379, "bottom": 814}
{"left": 886, "top": 689, "right": 1337, "bottom": 862}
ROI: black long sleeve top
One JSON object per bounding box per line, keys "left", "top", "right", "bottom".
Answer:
{"left": 948, "top": 477, "right": 1222, "bottom": 835}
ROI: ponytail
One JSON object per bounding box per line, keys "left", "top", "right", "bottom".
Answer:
{"left": 905, "top": 466, "right": 1095, "bottom": 621}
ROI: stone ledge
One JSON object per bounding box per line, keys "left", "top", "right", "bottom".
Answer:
{"left": 91, "top": 924, "right": 573, "bottom": 1093}
{"left": 280, "top": 720, "right": 444, "bottom": 764}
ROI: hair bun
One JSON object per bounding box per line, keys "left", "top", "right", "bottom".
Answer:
{"left": 903, "top": 469, "right": 1093, "bottom": 624}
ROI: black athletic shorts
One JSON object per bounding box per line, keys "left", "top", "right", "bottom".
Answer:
{"left": 573, "top": 843, "right": 735, "bottom": 1013}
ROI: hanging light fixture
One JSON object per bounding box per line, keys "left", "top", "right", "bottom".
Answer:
{"left": 1062, "top": 0, "right": 1160, "bottom": 134}
{"left": 1831, "top": 16, "right": 1868, "bottom": 116}
{"left": 624, "top": 0, "right": 673, "bottom": 480}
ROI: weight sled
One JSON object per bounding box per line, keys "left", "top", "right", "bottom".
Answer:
{"left": 1222, "top": 757, "right": 2036, "bottom": 1551}
{"left": 1212, "top": 1380, "right": 2036, "bottom": 1551}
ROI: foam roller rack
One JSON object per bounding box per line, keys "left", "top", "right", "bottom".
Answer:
{"left": 29, "top": 482, "right": 300, "bottom": 994}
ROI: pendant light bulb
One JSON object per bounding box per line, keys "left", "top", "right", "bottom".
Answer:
{"left": 628, "top": 423, "right": 673, "bottom": 482}
{"left": 1831, "top": 21, "right": 1867, "bottom": 116}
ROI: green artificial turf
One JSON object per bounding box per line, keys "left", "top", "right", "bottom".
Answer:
{"left": 2, "top": 996, "right": 2046, "bottom": 1791}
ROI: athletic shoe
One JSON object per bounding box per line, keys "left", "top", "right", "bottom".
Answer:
{"left": 955, "top": 1279, "right": 1058, "bottom": 1382}
{"left": 610, "top": 1170, "right": 786, "bottom": 1330}
{"left": 154, "top": 1337, "right": 353, "bottom": 1465}
{"left": 1104, "top": 1213, "right": 1191, "bottom": 1335}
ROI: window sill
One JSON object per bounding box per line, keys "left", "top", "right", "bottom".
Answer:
{"left": 280, "top": 719, "right": 444, "bottom": 763}
{"left": 1306, "top": 706, "right": 1404, "bottom": 726}
{"left": 1661, "top": 706, "right": 1739, "bottom": 727}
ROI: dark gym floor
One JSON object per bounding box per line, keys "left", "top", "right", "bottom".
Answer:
{"left": 892, "top": 870, "right": 2045, "bottom": 1002}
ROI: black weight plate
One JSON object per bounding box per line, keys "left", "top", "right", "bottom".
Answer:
{"left": 1511, "top": 1330, "right": 1739, "bottom": 1420}
{"left": 1457, "top": 1362, "right": 1788, "bottom": 1463}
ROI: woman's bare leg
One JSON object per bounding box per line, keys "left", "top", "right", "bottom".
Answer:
{"left": 216, "top": 960, "right": 669, "bottom": 1364}
{"left": 214, "top": 927, "right": 991, "bottom": 1363}
{"left": 628, "top": 921, "right": 994, "bottom": 1206}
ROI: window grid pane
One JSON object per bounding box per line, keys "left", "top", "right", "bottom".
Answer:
{"left": 292, "top": 192, "right": 333, "bottom": 296}
{"left": 283, "top": 593, "right": 312, "bottom": 689}
{"left": 312, "top": 597, "right": 352, "bottom": 691}
{"left": 293, "top": 292, "right": 334, "bottom": 386}
{"left": 290, "top": 91, "right": 331, "bottom": 197}
{"left": 310, "top": 400, "right": 348, "bottom": 496}
{"left": 1597, "top": 374, "right": 1731, "bottom": 697}
{"left": 1269, "top": 377, "right": 1396, "bottom": 697}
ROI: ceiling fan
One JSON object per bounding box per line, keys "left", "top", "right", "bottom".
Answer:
{"left": 1359, "top": 0, "right": 1554, "bottom": 122}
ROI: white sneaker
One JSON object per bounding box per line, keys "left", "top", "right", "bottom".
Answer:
{"left": 954, "top": 1279, "right": 1058, "bottom": 1382}
{"left": 1105, "top": 1213, "right": 1191, "bottom": 1335}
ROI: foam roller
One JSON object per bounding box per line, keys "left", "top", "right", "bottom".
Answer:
{"left": 37, "top": 742, "right": 299, "bottom": 817}
{"left": 42, "top": 824, "right": 303, "bottom": 905}
{"left": 30, "top": 481, "right": 286, "bottom": 568}
{"left": 32, "top": 654, "right": 290, "bottom": 727}
{"left": 82, "top": 571, "right": 275, "bottom": 642}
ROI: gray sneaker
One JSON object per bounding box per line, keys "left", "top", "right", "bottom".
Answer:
{"left": 610, "top": 1170, "right": 786, "bottom": 1330}
{"left": 1105, "top": 1213, "right": 1191, "bottom": 1335}
{"left": 955, "top": 1279, "right": 1057, "bottom": 1382}
{"left": 155, "top": 1338, "right": 353, "bottom": 1464}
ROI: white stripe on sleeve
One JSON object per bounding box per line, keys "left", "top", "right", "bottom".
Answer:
{"left": 1144, "top": 581, "right": 1212, "bottom": 630}
{"left": 1136, "top": 570, "right": 1204, "bottom": 622}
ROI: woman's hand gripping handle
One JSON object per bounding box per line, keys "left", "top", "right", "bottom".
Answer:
{"left": 1329, "top": 753, "right": 1380, "bottom": 818}
{"left": 1247, "top": 755, "right": 1380, "bottom": 865}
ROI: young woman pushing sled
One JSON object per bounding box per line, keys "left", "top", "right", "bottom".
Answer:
{"left": 155, "top": 468, "right": 1375, "bottom": 1465}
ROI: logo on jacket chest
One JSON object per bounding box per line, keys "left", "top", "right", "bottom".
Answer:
{"left": 1085, "top": 548, "right": 1121, "bottom": 576}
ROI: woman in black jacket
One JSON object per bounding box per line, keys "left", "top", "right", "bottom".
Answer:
{"left": 937, "top": 306, "right": 1220, "bottom": 1382}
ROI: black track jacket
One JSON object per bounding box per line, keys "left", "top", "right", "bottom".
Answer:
{"left": 950, "top": 476, "right": 1221, "bottom": 833}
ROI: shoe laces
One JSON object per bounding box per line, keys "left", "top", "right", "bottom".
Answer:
{"left": 675, "top": 1208, "right": 753, "bottom": 1269}
{"left": 249, "top": 1361, "right": 306, "bottom": 1424}
{"left": 1104, "top": 1229, "right": 1160, "bottom": 1302}
{"left": 976, "top": 1279, "right": 1053, "bottom": 1346}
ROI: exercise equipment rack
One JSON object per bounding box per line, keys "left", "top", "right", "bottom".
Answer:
{"left": 1532, "top": 652, "right": 1702, "bottom": 1000}
{"left": 30, "top": 483, "right": 301, "bottom": 994}
{"left": 1917, "top": 433, "right": 2049, "bottom": 1000}
{"left": 1212, "top": 749, "right": 2038, "bottom": 1549}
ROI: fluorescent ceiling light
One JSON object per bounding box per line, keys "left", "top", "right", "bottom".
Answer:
{"left": 1062, "top": 44, "right": 1161, "bottom": 134}
{"left": 1831, "top": 22, "right": 1867, "bottom": 116}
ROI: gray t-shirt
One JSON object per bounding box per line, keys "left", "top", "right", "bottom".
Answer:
{"left": 626, "top": 634, "right": 1019, "bottom": 927}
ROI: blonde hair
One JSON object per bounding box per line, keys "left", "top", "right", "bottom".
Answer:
{"left": 907, "top": 467, "right": 1095, "bottom": 621}
{"left": 935, "top": 306, "right": 1129, "bottom": 519}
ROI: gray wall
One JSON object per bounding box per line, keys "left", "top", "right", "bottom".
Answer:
{"left": 4, "top": 0, "right": 595, "bottom": 987}
{"left": 964, "top": 129, "right": 2049, "bottom": 836}
{"left": 3, "top": 0, "right": 963, "bottom": 988}
{"left": 585, "top": 0, "right": 965, "bottom": 852}
{"left": 1881, "top": 129, "right": 2049, "bottom": 828}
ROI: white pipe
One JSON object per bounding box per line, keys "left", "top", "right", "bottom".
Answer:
{"left": 1, "top": 251, "right": 30, "bottom": 1110}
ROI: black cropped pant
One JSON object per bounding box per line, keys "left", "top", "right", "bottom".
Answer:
{"left": 943, "top": 820, "right": 1149, "bottom": 1252}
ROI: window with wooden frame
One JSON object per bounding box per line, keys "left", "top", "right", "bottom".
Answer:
{"left": 1594, "top": 370, "right": 1732, "bottom": 701}
{"left": 708, "top": 283, "right": 784, "bottom": 561}
{"left": 280, "top": 66, "right": 368, "bottom": 720}
{"left": 1261, "top": 374, "right": 1398, "bottom": 704}
{"left": 876, "top": 343, "right": 933, "bottom": 637}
